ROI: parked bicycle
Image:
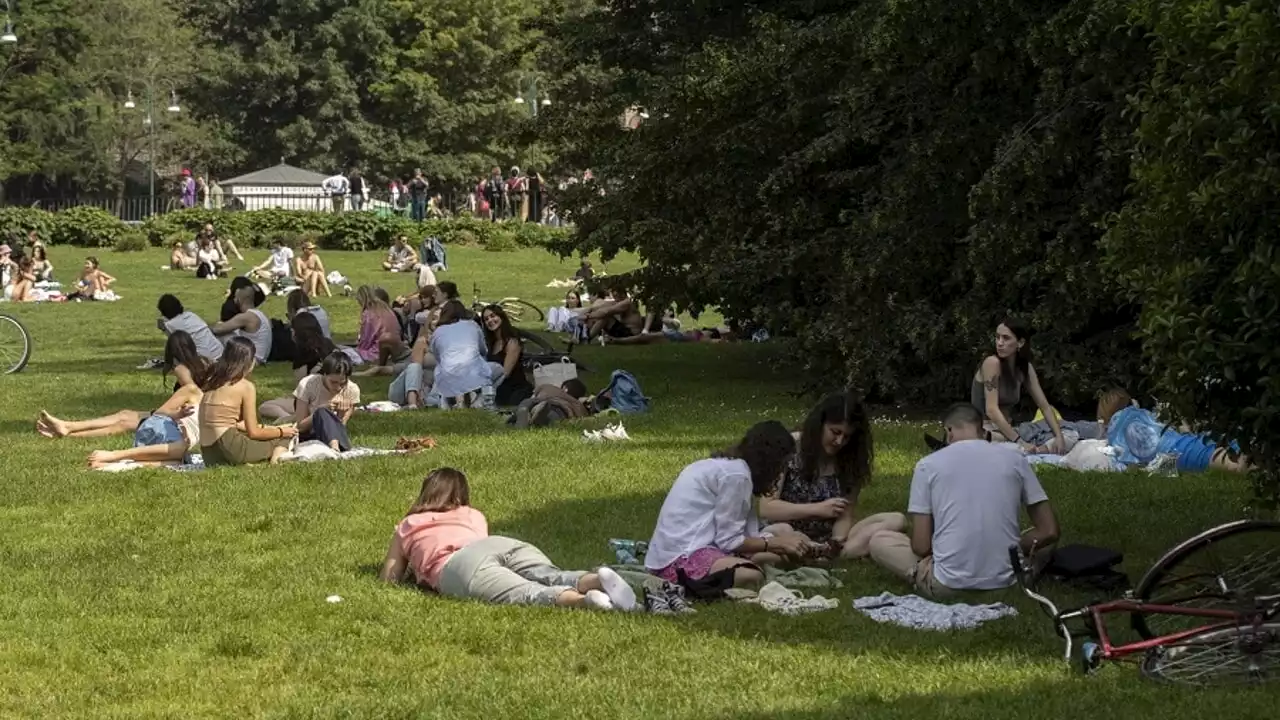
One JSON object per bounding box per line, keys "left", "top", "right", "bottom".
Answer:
{"left": 0, "top": 312, "right": 32, "bottom": 374}
{"left": 471, "top": 283, "right": 544, "bottom": 323}
{"left": 1011, "top": 519, "right": 1279, "bottom": 685}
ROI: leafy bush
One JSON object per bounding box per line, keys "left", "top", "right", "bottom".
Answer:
{"left": 0, "top": 207, "right": 57, "bottom": 245}
{"left": 113, "top": 232, "right": 149, "bottom": 252}
{"left": 51, "top": 206, "right": 127, "bottom": 248}
{"left": 1104, "top": 0, "right": 1280, "bottom": 505}
{"left": 483, "top": 233, "right": 517, "bottom": 252}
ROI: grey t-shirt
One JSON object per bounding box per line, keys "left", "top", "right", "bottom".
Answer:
{"left": 908, "top": 439, "right": 1049, "bottom": 590}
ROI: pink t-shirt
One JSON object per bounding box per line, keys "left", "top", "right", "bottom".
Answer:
{"left": 395, "top": 506, "right": 488, "bottom": 589}
{"left": 357, "top": 307, "right": 400, "bottom": 362}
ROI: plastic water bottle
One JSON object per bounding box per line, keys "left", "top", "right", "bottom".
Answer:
{"left": 480, "top": 385, "right": 496, "bottom": 410}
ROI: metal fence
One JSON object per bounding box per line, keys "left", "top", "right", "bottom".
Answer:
{"left": 0, "top": 189, "right": 561, "bottom": 223}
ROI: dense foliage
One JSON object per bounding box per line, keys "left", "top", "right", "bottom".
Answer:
{"left": 545, "top": 0, "right": 1149, "bottom": 406}
{"left": 0, "top": 206, "right": 568, "bottom": 252}
{"left": 1105, "top": 0, "right": 1280, "bottom": 503}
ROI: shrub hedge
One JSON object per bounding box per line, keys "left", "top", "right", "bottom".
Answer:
{"left": 0, "top": 207, "right": 569, "bottom": 253}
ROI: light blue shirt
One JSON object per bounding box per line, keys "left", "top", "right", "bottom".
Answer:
{"left": 428, "top": 321, "right": 491, "bottom": 398}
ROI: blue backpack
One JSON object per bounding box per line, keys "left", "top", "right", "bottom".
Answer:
{"left": 419, "top": 236, "right": 448, "bottom": 270}
{"left": 598, "top": 370, "right": 649, "bottom": 414}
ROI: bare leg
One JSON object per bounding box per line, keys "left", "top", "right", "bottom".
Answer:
{"left": 841, "top": 512, "right": 908, "bottom": 559}
{"left": 708, "top": 556, "right": 764, "bottom": 589}
{"left": 1210, "top": 447, "right": 1251, "bottom": 473}
{"left": 258, "top": 397, "right": 296, "bottom": 422}
{"left": 223, "top": 239, "right": 245, "bottom": 261}
{"left": 38, "top": 409, "right": 145, "bottom": 439}
{"left": 318, "top": 273, "right": 332, "bottom": 297}
{"left": 269, "top": 445, "right": 290, "bottom": 464}
{"left": 88, "top": 442, "right": 187, "bottom": 468}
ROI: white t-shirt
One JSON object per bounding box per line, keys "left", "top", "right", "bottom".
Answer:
{"left": 269, "top": 247, "right": 294, "bottom": 276}
{"left": 645, "top": 457, "right": 761, "bottom": 570}
{"left": 908, "top": 439, "right": 1049, "bottom": 590}
{"left": 164, "top": 311, "right": 224, "bottom": 361}
{"left": 197, "top": 247, "right": 221, "bottom": 265}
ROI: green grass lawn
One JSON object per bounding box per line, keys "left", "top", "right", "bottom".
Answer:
{"left": 0, "top": 245, "right": 1273, "bottom": 718}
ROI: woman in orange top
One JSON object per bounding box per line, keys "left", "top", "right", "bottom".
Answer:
{"left": 378, "top": 467, "right": 636, "bottom": 611}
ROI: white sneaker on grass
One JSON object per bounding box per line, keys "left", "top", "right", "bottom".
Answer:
{"left": 584, "top": 589, "right": 614, "bottom": 610}
{"left": 596, "top": 567, "right": 637, "bottom": 611}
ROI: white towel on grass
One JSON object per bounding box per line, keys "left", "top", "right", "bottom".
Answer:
{"left": 852, "top": 592, "right": 1017, "bottom": 631}
{"left": 93, "top": 446, "right": 400, "bottom": 472}
{"left": 740, "top": 582, "right": 839, "bottom": 616}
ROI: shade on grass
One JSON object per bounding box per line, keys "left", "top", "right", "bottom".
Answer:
{"left": 0, "top": 247, "right": 1270, "bottom": 717}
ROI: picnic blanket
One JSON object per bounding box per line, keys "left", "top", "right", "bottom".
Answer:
{"left": 852, "top": 592, "right": 1018, "bottom": 631}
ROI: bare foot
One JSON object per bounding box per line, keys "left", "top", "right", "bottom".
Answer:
{"left": 37, "top": 411, "right": 67, "bottom": 438}
{"left": 328, "top": 440, "right": 340, "bottom": 451}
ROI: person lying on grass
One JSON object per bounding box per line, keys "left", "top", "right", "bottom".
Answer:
{"left": 645, "top": 420, "right": 816, "bottom": 590}
{"left": 509, "top": 378, "right": 594, "bottom": 428}
{"left": 1099, "top": 388, "right": 1251, "bottom": 473}
{"left": 758, "top": 392, "right": 906, "bottom": 560}
{"left": 600, "top": 325, "right": 740, "bottom": 345}
{"left": 198, "top": 337, "right": 297, "bottom": 466}
{"left": 37, "top": 384, "right": 203, "bottom": 469}
{"left": 868, "top": 403, "right": 1059, "bottom": 599}
{"left": 378, "top": 467, "right": 637, "bottom": 611}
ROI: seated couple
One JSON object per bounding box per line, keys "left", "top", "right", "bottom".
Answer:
{"left": 868, "top": 404, "right": 1060, "bottom": 598}
{"left": 379, "top": 467, "right": 637, "bottom": 612}
{"left": 386, "top": 301, "right": 532, "bottom": 410}
{"left": 645, "top": 394, "right": 907, "bottom": 589}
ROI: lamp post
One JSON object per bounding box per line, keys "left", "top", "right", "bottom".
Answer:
{"left": 513, "top": 74, "right": 551, "bottom": 118}
{"left": 124, "top": 80, "right": 181, "bottom": 217}
{"left": 2, "top": 0, "right": 18, "bottom": 44}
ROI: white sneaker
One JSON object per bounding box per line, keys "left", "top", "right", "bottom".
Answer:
{"left": 584, "top": 589, "right": 614, "bottom": 610}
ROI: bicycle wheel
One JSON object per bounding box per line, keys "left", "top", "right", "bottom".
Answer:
{"left": 0, "top": 314, "right": 32, "bottom": 374}
{"left": 516, "top": 329, "right": 558, "bottom": 355}
{"left": 1131, "top": 520, "right": 1280, "bottom": 639}
{"left": 500, "top": 298, "right": 544, "bottom": 323}
{"left": 1140, "top": 622, "right": 1280, "bottom": 686}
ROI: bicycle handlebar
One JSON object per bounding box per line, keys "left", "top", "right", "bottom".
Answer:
{"left": 1009, "top": 544, "right": 1075, "bottom": 661}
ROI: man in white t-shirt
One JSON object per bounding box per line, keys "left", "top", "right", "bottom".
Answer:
{"left": 156, "top": 294, "right": 224, "bottom": 361}
{"left": 868, "top": 404, "right": 1059, "bottom": 598}
{"left": 250, "top": 240, "right": 295, "bottom": 282}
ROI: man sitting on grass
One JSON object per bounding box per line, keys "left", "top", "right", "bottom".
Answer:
{"left": 868, "top": 403, "right": 1059, "bottom": 598}
{"left": 383, "top": 235, "right": 419, "bottom": 273}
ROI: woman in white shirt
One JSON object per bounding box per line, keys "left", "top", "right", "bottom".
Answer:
{"left": 425, "top": 300, "right": 495, "bottom": 409}
{"left": 646, "top": 421, "right": 811, "bottom": 589}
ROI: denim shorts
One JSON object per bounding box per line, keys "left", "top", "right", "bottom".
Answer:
{"left": 134, "top": 415, "right": 184, "bottom": 448}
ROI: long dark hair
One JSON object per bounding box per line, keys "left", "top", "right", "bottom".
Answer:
{"left": 292, "top": 311, "right": 335, "bottom": 365}
{"left": 163, "top": 331, "right": 209, "bottom": 387}
{"left": 200, "top": 337, "right": 256, "bottom": 391}
{"left": 713, "top": 420, "right": 797, "bottom": 496}
{"left": 999, "top": 316, "right": 1033, "bottom": 381}
{"left": 317, "top": 350, "right": 353, "bottom": 377}
{"left": 406, "top": 467, "right": 471, "bottom": 516}
{"left": 796, "top": 393, "right": 873, "bottom": 496}
{"left": 480, "top": 303, "right": 518, "bottom": 348}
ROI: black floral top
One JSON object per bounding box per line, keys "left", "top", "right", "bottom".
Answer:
{"left": 776, "top": 455, "right": 851, "bottom": 542}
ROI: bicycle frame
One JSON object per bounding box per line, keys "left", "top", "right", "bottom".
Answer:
{"left": 1011, "top": 546, "right": 1272, "bottom": 665}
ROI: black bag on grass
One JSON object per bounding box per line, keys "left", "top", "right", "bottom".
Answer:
{"left": 1043, "top": 544, "right": 1129, "bottom": 592}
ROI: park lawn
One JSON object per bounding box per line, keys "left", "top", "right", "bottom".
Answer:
{"left": 0, "top": 245, "right": 1272, "bottom": 718}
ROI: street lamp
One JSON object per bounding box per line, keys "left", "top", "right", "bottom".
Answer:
{"left": 123, "top": 80, "right": 181, "bottom": 217}
{"left": 514, "top": 75, "right": 551, "bottom": 118}
{"left": 2, "top": 0, "right": 18, "bottom": 44}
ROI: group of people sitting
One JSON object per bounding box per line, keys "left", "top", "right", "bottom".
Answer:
{"left": 1, "top": 233, "right": 118, "bottom": 303}
{"left": 547, "top": 278, "right": 743, "bottom": 348}
{"left": 374, "top": 390, "right": 1058, "bottom": 612}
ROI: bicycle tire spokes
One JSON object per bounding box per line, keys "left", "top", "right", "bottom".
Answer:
{"left": 0, "top": 315, "right": 32, "bottom": 374}
{"left": 1141, "top": 623, "right": 1280, "bottom": 686}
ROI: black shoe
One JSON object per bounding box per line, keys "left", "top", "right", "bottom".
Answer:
{"left": 924, "top": 433, "right": 946, "bottom": 451}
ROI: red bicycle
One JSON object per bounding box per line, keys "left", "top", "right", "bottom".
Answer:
{"left": 1011, "top": 519, "right": 1280, "bottom": 685}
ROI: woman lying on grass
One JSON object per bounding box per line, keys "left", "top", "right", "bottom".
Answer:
{"left": 198, "top": 337, "right": 297, "bottom": 466}
{"left": 759, "top": 393, "right": 906, "bottom": 559}
{"left": 646, "top": 421, "right": 815, "bottom": 589}
{"left": 379, "top": 467, "right": 636, "bottom": 611}
{"left": 37, "top": 384, "right": 203, "bottom": 468}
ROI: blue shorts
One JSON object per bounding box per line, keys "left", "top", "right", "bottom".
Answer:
{"left": 134, "top": 415, "right": 184, "bottom": 448}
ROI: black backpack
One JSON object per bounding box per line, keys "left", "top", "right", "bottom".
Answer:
{"left": 268, "top": 318, "right": 295, "bottom": 363}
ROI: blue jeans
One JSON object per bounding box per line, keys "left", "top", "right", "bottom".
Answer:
{"left": 389, "top": 363, "right": 428, "bottom": 405}
{"left": 410, "top": 198, "right": 426, "bottom": 222}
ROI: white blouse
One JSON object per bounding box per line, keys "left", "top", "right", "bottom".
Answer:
{"left": 645, "top": 457, "right": 761, "bottom": 570}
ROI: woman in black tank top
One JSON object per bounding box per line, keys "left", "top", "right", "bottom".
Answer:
{"left": 479, "top": 304, "right": 533, "bottom": 406}
{"left": 974, "top": 318, "right": 1065, "bottom": 453}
